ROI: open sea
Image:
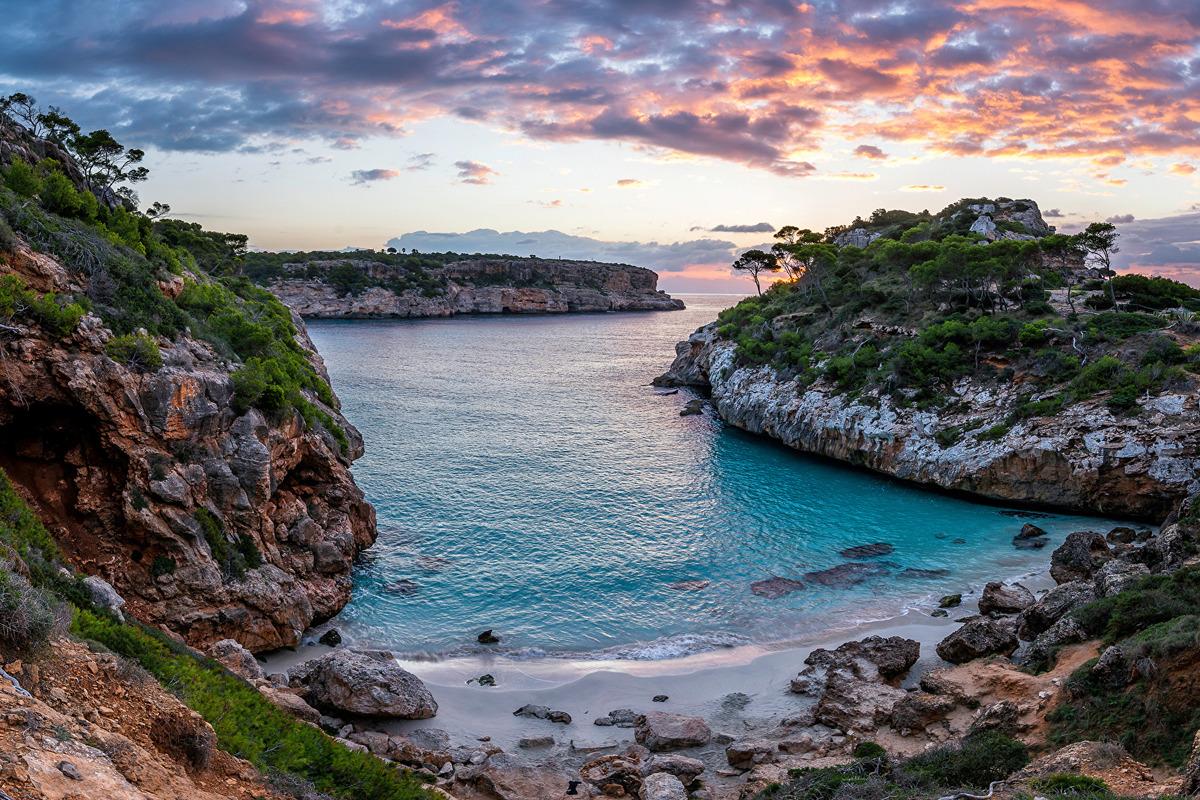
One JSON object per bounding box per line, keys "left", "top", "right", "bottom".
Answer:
{"left": 306, "top": 295, "right": 1119, "bottom": 661}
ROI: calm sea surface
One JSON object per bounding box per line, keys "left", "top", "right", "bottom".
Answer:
{"left": 308, "top": 295, "right": 1116, "bottom": 660}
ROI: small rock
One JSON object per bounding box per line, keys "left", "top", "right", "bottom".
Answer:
{"left": 1093, "top": 560, "right": 1150, "bottom": 598}
{"left": 208, "top": 639, "right": 266, "bottom": 682}
{"left": 1017, "top": 581, "right": 1095, "bottom": 640}
{"left": 318, "top": 628, "right": 342, "bottom": 647}
{"left": 968, "top": 700, "right": 1020, "bottom": 735}
{"left": 679, "top": 399, "right": 704, "bottom": 417}
{"left": 519, "top": 735, "right": 555, "bottom": 748}
{"left": 640, "top": 771, "right": 687, "bottom": 800}
{"left": 839, "top": 542, "right": 894, "bottom": 559}
{"left": 57, "top": 761, "right": 82, "bottom": 781}
{"left": 641, "top": 753, "right": 704, "bottom": 784}
{"left": 469, "top": 674, "right": 496, "bottom": 686}
{"left": 939, "top": 594, "right": 962, "bottom": 608}
{"left": 652, "top": 695, "right": 668, "bottom": 703}
{"left": 1106, "top": 526, "right": 1137, "bottom": 544}
{"left": 572, "top": 738, "right": 619, "bottom": 752}
{"left": 890, "top": 692, "right": 956, "bottom": 732}
{"left": 595, "top": 709, "right": 639, "bottom": 728}
{"left": 513, "top": 704, "right": 571, "bottom": 724}
{"left": 478, "top": 630, "right": 501, "bottom": 644}
{"left": 725, "top": 739, "right": 776, "bottom": 770}
{"left": 931, "top": 609, "right": 949, "bottom": 617}
{"left": 900, "top": 567, "right": 950, "bottom": 578}
{"left": 1016, "top": 523, "right": 1048, "bottom": 540}
{"left": 666, "top": 580, "right": 709, "bottom": 591}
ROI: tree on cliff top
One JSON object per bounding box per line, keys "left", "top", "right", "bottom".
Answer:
{"left": 733, "top": 249, "right": 779, "bottom": 295}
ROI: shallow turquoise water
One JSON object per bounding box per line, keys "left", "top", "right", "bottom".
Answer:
{"left": 309, "top": 296, "right": 1118, "bottom": 659}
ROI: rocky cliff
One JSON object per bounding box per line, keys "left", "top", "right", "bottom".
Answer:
{"left": 658, "top": 326, "right": 1198, "bottom": 519}
{"left": 657, "top": 198, "right": 1200, "bottom": 520}
{"left": 0, "top": 241, "right": 374, "bottom": 652}
{"left": 264, "top": 256, "right": 685, "bottom": 318}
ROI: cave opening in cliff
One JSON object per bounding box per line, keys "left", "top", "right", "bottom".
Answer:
{"left": 0, "top": 402, "right": 130, "bottom": 563}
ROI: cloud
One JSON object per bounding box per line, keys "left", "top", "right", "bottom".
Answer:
{"left": 616, "top": 178, "right": 642, "bottom": 187}
{"left": 407, "top": 152, "right": 436, "bottom": 171}
{"left": 693, "top": 222, "right": 775, "bottom": 234}
{"left": 2, "top": 0, "right": 1198, "bottom": 179}
{"left": 1043, "top": 208, "right": 1066, "bottom": 218}
{"left": 349, "top": 168, "right": 400, "bottom": 185}
{"left": 901, "top": 184, "right": 946, "bottom": 192}
{"left": 387, "top": 229, "right": 748, "bottom": 273}
{"left": 1106, "top": 213, "right": 1136, "bottom": 224}
{"left": 454, "top": 160, "right": 497, "bottom": 185}
{"left": 853, "top": 145, "right": 888, "bottom": 160}
{"left": 1171, "top": 163, "right": 1197, "bottom": 175}
{"left": 1111, "top": 211, "right": 1200, "bottom": 286}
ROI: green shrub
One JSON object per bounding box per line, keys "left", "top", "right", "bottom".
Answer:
{"left": 902, "top": 731, "right": 1028, "bottom": 789}
{"left": 72, "top": 609, "right": 434, "bottom": 800}
{"left": 1109, "top": 274, "right": 1200, "bottom": 311}
{"left": 1, "top": 158, "right": 42, "bottom": 198}
{"left": 194, "top": 508, "right": 261, "bottom": 581}
{"left": 1031, "top": 773, "right": 1110, "bottom": 796}
{"left": 105, "top": 333, "right": 163, "bottom": 370}
{"left": 150, "top": 555, "right": 176, "bottom": 577}
{"left": 0, "top": 562, "right": 58, "bottom": 651}
{"left": 40, "top": 169, "right": 98, "bottom": 221}
{"left": 0, "top": 274, "right": 84, "bottom": 337}
{"left": 1086, "top": 311, "right": 1163, "bottom": 341}
{"left": 852, "top": 741, "right": 887, "bottom": 760}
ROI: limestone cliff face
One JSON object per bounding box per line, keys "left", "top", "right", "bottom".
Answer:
{"left": 267, "top": 257, "right": 685, "bottom": 318}
{"left": 0, "top": 244, "right": 374, "bottom": 653}
{"left": 659, "top": 325, "right": 1200, "bottom": 520}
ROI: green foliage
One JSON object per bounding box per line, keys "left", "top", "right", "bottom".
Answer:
{"left": 71, "top": 610, "right": 434, "bottom": 800}
{"left": 194, "top": 508, "right": 262, "bottom": 581}
{"left": 0, "top": 563, "right": 57, "bottom": 652}
{"left": 1066, "top": 355, "right": 1181, "bottom": 413}
{"left": 153, "top": 219, "right": 247, "bottom": 275}
{"left": 40, "top": 167, "right": 99, "bottom": 221}
{"left": 1085, "top": 312, "right": 1163, "bottom": 341}
{"left": 327, "top": 262, "right": 374, "bottom": 296}
{"left": 1, "top": 158, "right": 42, "bottom": 197}
{"left": 105, "top": 333, "right": 163, "bottom": 370}
{"left": 1108, "top": 274, "right": 1200, "bottom": 311}
{"left": 761, "top": 732, "right": 1028, "bottom": 800}
{"left": 1073, "top": 568, "right": 1200, "bottom": 644}
{"left": 1030, "top": 773, "right": 1110, "bottom": 796}
{"left": 150, "top": 555, "right": 176, "bottom": 577}
{"left": 0, "top": 273, "right": 84, "bottom": 337}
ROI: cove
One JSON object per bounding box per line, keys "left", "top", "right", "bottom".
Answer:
{"left": 307, "top": 296, "right": 1121, "bottom": 660}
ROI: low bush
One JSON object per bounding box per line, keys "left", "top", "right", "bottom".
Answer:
{"left": 0, "top": 274, "right": 85, "bottom": 337}
{"left": 1030, "top": 773, "right": 1110, "bottom": 797}
{"left": 194, "top": 509, "right": 261, "bottom": 581}
{"left": 0, "top": 562, "right": 58, "bottom": 651}
{"left": 72, "top": 610, "right": 434, "bottom": 800}
{"left": 105, "top": 332, "right": 163, "bottom": 370}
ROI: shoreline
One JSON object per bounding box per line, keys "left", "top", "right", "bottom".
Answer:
{"left": 263, "top": 564, "right": 1063, "bottom": 769}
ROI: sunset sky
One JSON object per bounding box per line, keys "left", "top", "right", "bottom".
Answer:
{"left": 2, "top": 0, "right": 1198, "bottom": 291}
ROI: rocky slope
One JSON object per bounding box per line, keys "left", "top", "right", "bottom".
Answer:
{"left": 0, "top": 239, "right": 375, "bottom": 652}
{"left": 265, "top": 257, "right": 685, "bottom": 318}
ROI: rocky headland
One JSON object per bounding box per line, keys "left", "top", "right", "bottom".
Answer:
{"left": 657, "top": 199, "right": 1200, "bottom": 519}
{"left": 257, "top": 254, "right": 685, "bottom": 318}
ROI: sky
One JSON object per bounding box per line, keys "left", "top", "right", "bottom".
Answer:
{"left": 1, "top": 0, "right": 1198, "bottom": 292}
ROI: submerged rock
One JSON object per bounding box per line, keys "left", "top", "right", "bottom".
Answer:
{"left": 838, "top": 542, "right": 894, "bottom": 559}
{"left": 289, "top": 649, "right": 437, "bottom": 719}
{"left": 478, "top": 629, "right": 501, "bottom": 644}
{"left": 750, "top": 576, "right": 805, "bottom": 598}
{"left": 679, "top": 399, "right": 705, "bottom": 417}
{"left": 514, "top": 704, "right": 572, "bottom": 724}
{"left": 803, "top": 562, "right": 892, "bottom": 588}
{"left": 939, "top": 593, "right": 963, "bottom": 608}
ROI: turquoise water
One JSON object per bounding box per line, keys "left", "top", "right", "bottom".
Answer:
{"left": 308, "top": 296, "right": 1117, "bottom": 660}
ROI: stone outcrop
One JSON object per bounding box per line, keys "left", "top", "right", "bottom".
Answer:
{"left": 267, "top": 257, "right": 685, "bottom": 318}
{"left": 656, "top": 324, "right": 1199, "bottom": 519}
{"left": 0, "top": 243, "right": 374, "bottom": 653}
{"left": 978, "top": 581, "right": 1035, "bottom": 616}
{"left": 633, "top": 712, "right": 712, "bottom": 751}
{"left": 288, "top": 649, "right": 437, "bottom": 719}
{"left": 936, "top": 617, "right": 1019, "bottom": 663}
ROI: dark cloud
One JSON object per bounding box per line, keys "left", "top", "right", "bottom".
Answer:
{"left": 1106, "top": 213, "right": 1137, "bottom": 224}
{"left": 455, "top": 160, "right": 498, "bottom": 184}
{"left": 853, "top": 144, "right": 888, "bottom": 160}
{"left": 407, "top": 152, "right": 436, "bottom": 171}
{"left": 1043, "top": 208, "right": 1066, "bottom": 218}
{"left": 387, "top": 229, "right": 744, "bottom": 272}
{"left": 0, "top": 0, "right": 1197, "bottom": 175}
{"left": 349, "top": 168, "right": 400, "bottom": 185}
{"left": 691, "top": 222, "right": 775, "bottom": 233}
{"left": 616, "top": 178, "right": 642, "bottom": 187}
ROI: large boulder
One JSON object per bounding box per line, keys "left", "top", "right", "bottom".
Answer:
{"left": 634, "top": 713, "right": 711, "bottom": 752}
{"left": 1050, "top": 531, "right": 1112, "bottom": 583}
{"left": 208, "top": 639, "right": 265, "bottom": 681}
{"left": 814, "top": 670, "right": 907, "bottom": 733}
{"left": 1093, "top": 560, "right": 1150, "bottom": 598}
{"left": 1024, "top": 616, "right": 1088, "bottom": 668}
{"left": 936, "top": 618, "right": 1018, "bottom": 663}
{"left": 725, "top": 739, "right": 777, "bottom": 770}
{"left": 978, "top": 582, "right": 1035, "bottom": 616}
{"left": 580, "top": 751, "right": 644, "bottom": 796}
{"left": 641, "top": 754, "right": 704, "bottom": 786}
{"left": 1017, "top": 581, "right": 1094, "bottom": 640}
{"left": 890, "top": 691, "right": 957, "bottom": 732}
{"left": 640, "top": 772, "right": 687, "bottom": 800}
{"left": 791, "top": 635, "right": 919, "bottom": 694}
{"left": 289, "top": 649, "right": 437, "bottom": 719}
